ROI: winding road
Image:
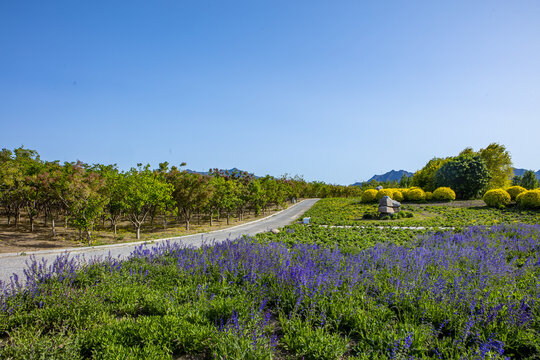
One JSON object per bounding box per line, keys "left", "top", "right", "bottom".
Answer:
{"left": 0, "top": 199, "right": 319, "bottom": 284}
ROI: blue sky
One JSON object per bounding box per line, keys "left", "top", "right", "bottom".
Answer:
{"left": 1, "top": 1, "right": 539, "bottom": 184}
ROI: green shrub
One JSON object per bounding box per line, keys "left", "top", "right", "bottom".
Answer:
{"left": 506, "top": 186, "right": 527, "bottom": 201}
{"left": 425, "top": 191, "right": 433, "bottom": 201}
{"left": 375, "top": 189, "right": 395, "bottom": 201}
{"left": 483, "top": 189, "right": 511, "bottom": 208}
{"left": 361, "top": 189, "right": 378, "bottom": 203}
{"left": 432, "top": 187, "right": 456, "bottom": 202}
{"left": 516, "top": 190, "right": 540, "bottom": 209}
{"left": 406, "top": 188, "right": 426, "bottom": 202}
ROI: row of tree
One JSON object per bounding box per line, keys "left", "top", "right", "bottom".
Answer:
{"left": 0, "top": 147, "right": 361, "bottom": 241}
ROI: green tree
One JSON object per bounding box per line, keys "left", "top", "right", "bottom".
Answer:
{"left": 121, "top": 166, "right": 173, "bottom": 239}
{"left": 478, "top": 143, "right": 513, "bottom": 189}
{"left": 62, "top": 162, "right": 108, "bottom": 242}
{"left": 520, "top": 170, "right": 539, "bottom": 190}
{"left": 167, "top": 169, "right": 210, "bottom": 230}
{"left": 434, "top": 155, "right": 491, "bottom": 199}
{"left": 411, "top": 158, "right": 450, "bottom": 192}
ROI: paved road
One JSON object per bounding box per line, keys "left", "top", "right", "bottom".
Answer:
{"left": 0, "top": 199, "right": 319, "bottom": 285}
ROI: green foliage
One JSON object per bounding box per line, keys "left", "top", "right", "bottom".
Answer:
{"left": 516, "top": 190, "right": 540, "bottom": 209}
{"left": 520, "top": 170, "right": 539, "bottom": 190}
{"left": 506, "top": 186, "right": 527, "bottom": 201}
{"left": 121, "top": 166, "right": 174, "bottom": 239}
{"left": 411, "top": 158, "right": 449, "bottom": 192}
{"left": 483, "top": 189, "right": 511, "bottom": 208}
{"left": 432, "top": 187, "right": 456, "bottom": 202}
{"left": 424, "top": 191, "right": 433, "bottom": 201}
{"left": 361, "top": 189, "right": 378, "bottom": 203}
{"left": 301, "top": 197, "right": 539, "bottom": 227}
{"left": 434, "top": 154, "right": 491, "bottom": 199}
{"left": 280, "top": 316, "right": 349, "bottom": 360}
{"left": 478, "top": 143, "right": 513, "bottom": 189}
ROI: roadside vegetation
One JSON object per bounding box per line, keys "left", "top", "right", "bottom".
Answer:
{"left": 0, "top": 146, "right": 360, "bottom": 248}
{"left": 1, "top": 142, "right": 539, "bottom": 359}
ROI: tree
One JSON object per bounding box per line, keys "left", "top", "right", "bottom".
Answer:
{"left": 478, "top": 143, "right": 513, "bottom": 189}
{"left": 167, "top": 170, "right": 210, "bottom": 230}
{"left": 399, "top": 174, "right": 411, "bottom": 188}
{"left": 211, "top": 176, "right": 240, "bottom": 225}
{"left": 121, "top": 166, "right": 173, "bottom": 239}
{"left": 411, "top": 158, "right": 450, "bottom": 192}
{"left": 520, "top": 170, "right": 539, "bottom": 190}
{"left": 434, "top": 155, "right": 491, "bottom": 199}
{"left": 61, "top": 162, "right": 108, "bottom": 242}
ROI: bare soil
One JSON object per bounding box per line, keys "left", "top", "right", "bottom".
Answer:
{"left": 0, "top": 204, "right": 290, "bottom": 254}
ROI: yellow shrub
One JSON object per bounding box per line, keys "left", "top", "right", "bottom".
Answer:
{"left": 516, "top": 190, "right": 540, "bottom": 209}
{"left": 506, "top": 186, "right": 527, "bottom": 201}
{"left": 393, "top": 190, "right": 404, "bottom": 202}
{"left": 433, "top": 187, "right": 456, "bottom": 202}
{"left": 375, "top": 189, "right": 395, "bottom": 201}
{"left": 406, "top": 188, "right": 426, "bottom": 202}
{"left": 425, "top": 191, "right": 433, "bottom": 201}
{"left": 361, "top": 189, "right": 378, "bottom": 203}
{"left": 483, "top": 189, "right": 511, "bottom": 207}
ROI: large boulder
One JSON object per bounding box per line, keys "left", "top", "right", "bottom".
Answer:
{"left": 378, "top": 196, "right": 401, "bottom": 214}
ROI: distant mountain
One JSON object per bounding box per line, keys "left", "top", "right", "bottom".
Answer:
{"left": 513, "top": 168, "right": 540, "bottom": 180}
{"left": 352, "top": 170, "right": 413, "bottom": 186}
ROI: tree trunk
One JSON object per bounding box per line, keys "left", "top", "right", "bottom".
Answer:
{"left": 136, "top": 226, "right": 140, "bottom": 240}
{"left": 78, "top": 229, "right": 82, "bottom": 240}
{"left": 185, "top": 219, "right": 190, "bottom": 230}
{"left": 30, "top": 217, "right": 34, "bottom": 232}
{"left": 113, "top": 223, "right": 117, "bottom": 235}
{"left": 210, "top": 214, "right": 213, "bottom": 226}
{"left": 86, "top": 230, "right": 92, "bottom": 243}
{"left": 52, "top": 218, "right": 56, "bottom": 237}
{"left": 7, "top": 213, "right": 11, "bottom": 225}
{"left": 163, "top": 215, "right": 167, "bottom": 230}
{"left": 227, "top": 214, "right": 230, "bottom": 225}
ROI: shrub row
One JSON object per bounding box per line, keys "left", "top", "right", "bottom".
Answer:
{"left": 482, "top": 188, "right": 540, "bottom": 209}
{"left": 361, "top": 187, "right": 456, "bottom": 203}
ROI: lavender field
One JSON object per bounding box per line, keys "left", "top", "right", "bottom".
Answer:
{"left": 1, "top": 223, "right": 539, "bottom": 359}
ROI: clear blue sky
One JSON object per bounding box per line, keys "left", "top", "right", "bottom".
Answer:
{"left": 1, "top": 1, "right": 539, "bottom": 184}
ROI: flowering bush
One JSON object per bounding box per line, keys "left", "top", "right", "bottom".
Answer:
{"left": 393, "top": 190, "right": 404, "bottom": 202}
{"left": 375, "top": 189, "right": 395, "bottom": 201}
{"left": 506, "top": 186, "right": 527, "bottom": 201}
{"left": 433, "top": 187, "right": 456, "bottom": 201}
{"left": 483, "top": 189, "right": 511, "bottom": 207}
{"left": 406, "top": 188, "right": 426, "bottom": 202}
{"left": 361, "top": 189, "right": 378, "bottom": 203}
{"left": 516, "top": 189, "right": 540, "bottom": 209}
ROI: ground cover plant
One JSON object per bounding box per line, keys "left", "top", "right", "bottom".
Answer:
{"left": 302, "top": 198, "right": 540, "bottom": 228}
{"left": 1, "top": 223, "right": 540, "bottom": 359}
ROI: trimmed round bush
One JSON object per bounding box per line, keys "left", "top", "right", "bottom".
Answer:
{"left": 393, "top": 190, "right": 404, "bottom": 202}
{"left": 516, "top": 190, "right": 540, "bottom": 209}
{"left": 361, "top": 189, "right": 378, "bottom": 203}
{"left": 425, "top": 191, "right": 433, "bottom": 201}
{"left": 376, "top": 189, "right": 395, "bottom": 201}
{"left": 406, "top": 188, "right": 426, "bottom": 202}
{"left": 483, "top": 189, "right": 511, "bottom": 207}
{"left": 506, "top": 186, "right": 527, "bottom": 201}
{"left": 433, "top": 187, "right": 456, "bottom": 202}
